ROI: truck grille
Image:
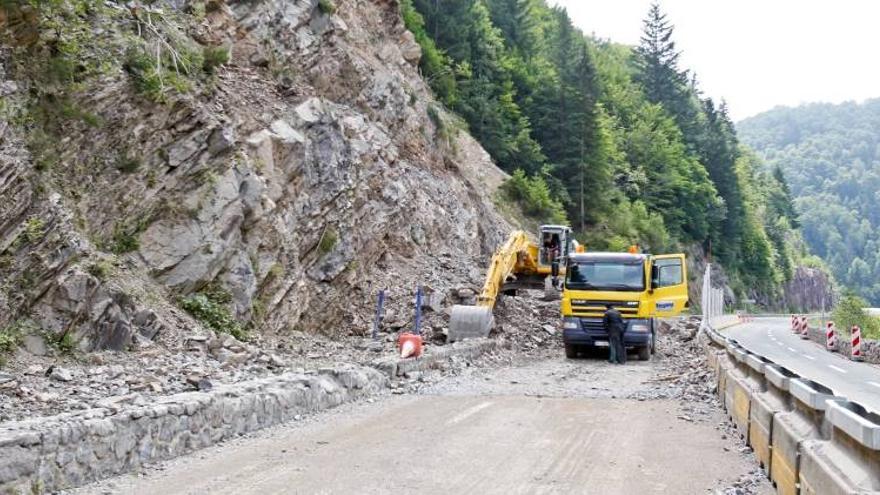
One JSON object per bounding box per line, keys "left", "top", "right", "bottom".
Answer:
{"left": 580, "top": 319, "right": 605, "bottom": 332}
{"left": 570, "top": 300, "right": 639, "bottom": 316}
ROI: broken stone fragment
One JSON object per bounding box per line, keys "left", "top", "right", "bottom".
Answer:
{"left": 269, "top": 119, "right": 305, "bottom": 144}
{"left": 399, "top": 30, "right": 421, "bottom": 64}
{"left": 208, "top": 126, "right": 237, "bottom": 155}
{"left": 22, "top": 334, "right": 48, "bottom": 356}
{"left": 49, "top": 367, "right": 74, "bottom": 382}
{"left": 185, "top": 335, "right": 210, "bottom": 353}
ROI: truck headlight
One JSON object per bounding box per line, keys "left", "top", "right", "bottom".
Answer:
{"left": 630, "top": 323, "right": 650, "bottom": 332}
{"left": 563, "top": 319, "right": 579, "bottom": 330}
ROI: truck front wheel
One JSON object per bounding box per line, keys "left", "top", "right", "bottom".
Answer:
{"left": 637, "top": 345, "right": 651, "bottom": 361}
{"left": 565, "top": 343, "right": 578, "bottom": 359}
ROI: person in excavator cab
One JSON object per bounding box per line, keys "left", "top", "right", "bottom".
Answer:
{"left": 544, "top": 234, "right": 561, "bottom": 288}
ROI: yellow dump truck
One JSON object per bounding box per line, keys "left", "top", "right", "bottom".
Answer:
{"left": 561, "top": 251, "right": 688, "bottom": 360}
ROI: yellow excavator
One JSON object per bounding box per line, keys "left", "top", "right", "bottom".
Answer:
{"left": 449, "top": 226, "right": 689, "bottom": 359}
{"left": 448, "top": 225, "right": 578, "bottom": 341}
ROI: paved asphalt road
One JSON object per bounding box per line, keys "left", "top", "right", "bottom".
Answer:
{"left": 724, "top": 316, "right": 880, "bottom": 414}
{"left": 74, "top": 357, "right": 767, "bottom": 495}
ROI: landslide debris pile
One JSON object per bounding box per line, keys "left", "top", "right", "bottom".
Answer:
{"left": 0, "top": 0, "right": 517, "bottom": 397}
{"left": 0, "top": 285, "right": 559, "bottom": 421}
{"left": 643, "top": 316, "right": 719, "bottom": 412}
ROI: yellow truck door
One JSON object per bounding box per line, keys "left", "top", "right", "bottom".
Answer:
{"left": 648, "top": 254, "right": 688, "bottom": 317}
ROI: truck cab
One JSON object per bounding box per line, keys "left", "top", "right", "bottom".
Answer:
{"left": 560, "top": 251, "right": 688, "bottom": 360}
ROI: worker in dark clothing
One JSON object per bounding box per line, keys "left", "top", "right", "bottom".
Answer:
{"left": 603, "top": 304, "right": 626, "bottom": 364}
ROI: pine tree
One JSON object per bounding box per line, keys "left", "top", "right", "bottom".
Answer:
{"left": 635, "top": 3, "right": 701, "bottom": 148}
{"left": 698, "top": 97, "right": 743, "bottom": 262}
{"left": 770, "top": 165, "right": 800, "bottom": 228}
{"left": 486, "top": 0, "right": 540, "bottom": 59}
{"left": 635, "top": 3, "right": 687, "bottom": 106}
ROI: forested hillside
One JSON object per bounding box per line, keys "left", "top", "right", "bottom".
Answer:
{"left": 739, "top": 100, "right": 880, "bottom": 305}
{"left": 402, "top": 0, "right": 803, "bottom": 299}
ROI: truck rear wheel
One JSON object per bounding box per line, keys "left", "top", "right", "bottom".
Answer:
{"left": 637, "top": 345, "right": 651, "bottom": 361}
{"left": 565, "top": 344, "right": 578, "bottom": 359}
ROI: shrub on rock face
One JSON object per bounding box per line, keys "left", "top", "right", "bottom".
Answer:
{"left": 0, "top": 322, "right": 24, "bottom": 354}
{"left": 180, "top": 292, "right": 248, "bottom": 341}
{"left": 500, "top": 169, "right": 568, "bottom": 225}
{"left": 202, "top": 46, "right": 230, "bottom": 74}
{"left": 317, "top": 0, "right": 336, "bottom": 15}
{"left": 833, "top": 294, "right": 880, "bottom": 340}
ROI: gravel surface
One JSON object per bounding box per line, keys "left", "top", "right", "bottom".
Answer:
{"left": 13, "top": 287, "right": 771, "bottom": 494}
{"left": 68, "top": 303, "right": 773, "bottom": 494}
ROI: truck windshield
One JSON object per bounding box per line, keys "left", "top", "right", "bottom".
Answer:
{"left": 565, "top": 260, "right": 645, "bottom": 291}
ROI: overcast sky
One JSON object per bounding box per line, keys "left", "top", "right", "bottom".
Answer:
{"left": 550, "top": 0, "right": 880, "bottom": 121}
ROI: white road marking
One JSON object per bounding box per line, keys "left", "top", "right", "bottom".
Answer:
{"left": 803, "top": 355, "right": 816, "bottom": 360}
{"left": 777, "top": 342, "right": 784, "bottom": 346}
{"left": 868, "top": 381, "right": 880, "bottom": 389}
{"left": 828, "top": 365, "right": 847, "bottom": 374}
{"left": 447, "top": 401, "right": 493, "bottom": 425}
{"left": 787, "top": 347, "right": 797, "bottom": 352}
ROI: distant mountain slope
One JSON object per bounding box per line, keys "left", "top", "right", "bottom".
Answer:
{"left": 738, "top": 100, "right": 880, "bottom": 303}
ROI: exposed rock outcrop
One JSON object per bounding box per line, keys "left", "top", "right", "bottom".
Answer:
{"left": 782, "top": 266, "right": 834, "bottom": 312}
{"left": 0, "top": 0, "right": 511, "bottom": 355}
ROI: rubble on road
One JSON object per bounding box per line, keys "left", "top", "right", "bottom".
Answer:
{"left": 714, "top": 468, "right": 767, "bottom": 495}
{"left": 0, "top": 284, "right": 563, "bottom": 422}
{"left": 638, "top": 315, "right": 719, "bottom": 420}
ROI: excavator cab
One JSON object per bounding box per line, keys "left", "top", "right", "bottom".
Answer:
{"left": 537, "top": 225, "right": 573, "bottom": 269}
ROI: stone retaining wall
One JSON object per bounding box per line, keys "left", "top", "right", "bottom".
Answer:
{"left": 0, "top": 339, "right": 498, "bottom": 493}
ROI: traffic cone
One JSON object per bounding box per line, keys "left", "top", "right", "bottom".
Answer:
{"left": 398, "top": 332, "right": 423, "bottom": 359}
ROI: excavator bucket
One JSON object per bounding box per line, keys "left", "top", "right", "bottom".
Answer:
{"left": 448, "top": 305, "right": 494, "bottom": 342}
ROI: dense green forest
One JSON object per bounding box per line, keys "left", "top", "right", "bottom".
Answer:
{"left": 402, "top": 0, "right": 802, "bottom": 296}
{"left": 739, "top": 100, "right": 880, "bottom": 305}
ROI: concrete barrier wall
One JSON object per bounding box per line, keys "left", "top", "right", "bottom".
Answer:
{"left": 748, "top": 363, "right": 791, "bottom": 476}
{"left": 701, "top": 324, "right": 880, "bottom": 495}
{"left": 0, "top": 339, "right": 500, "bottom": 493}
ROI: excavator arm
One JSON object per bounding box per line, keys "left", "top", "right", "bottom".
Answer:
{"left": 449, "top": 231, "right": 538, "bottom": 342}
{"left": 475, "top": 231, "right": 536, "bottom": 307}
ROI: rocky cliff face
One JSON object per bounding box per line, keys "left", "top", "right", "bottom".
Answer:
{"left": 685, "top": 246, "right": 831, "bottom": 313}
{"left": 782, "top": 266, "right": 834, "bottom": 313}
{"left": 0, "top": 0, "right": 511, "bottom": 355}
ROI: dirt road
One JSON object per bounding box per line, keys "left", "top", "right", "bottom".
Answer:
{"left": 75, "top": 351, "right": 771, "bottom": 495}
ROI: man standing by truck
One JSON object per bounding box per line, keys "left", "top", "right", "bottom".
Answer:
{"left": 603, "top": 303, "right": 626, "bottom": 364}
